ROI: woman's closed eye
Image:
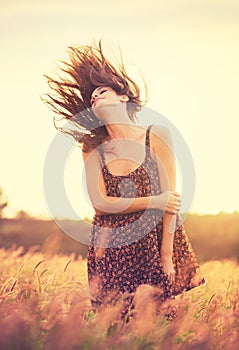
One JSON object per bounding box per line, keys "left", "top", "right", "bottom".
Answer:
{"left": 97, "top": 89, "right": 107, "bottom": 98}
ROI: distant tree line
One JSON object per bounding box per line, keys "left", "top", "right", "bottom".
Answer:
{"left": 0, "top": 187, "right": 239, "bottom": 261}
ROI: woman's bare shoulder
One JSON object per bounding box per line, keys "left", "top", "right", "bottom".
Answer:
{"left": 82, "top": 146, "right": 99, "bottom": 162}
{"left": 151, "top": 124, "right": 171, "bottom": 140}
{"left": 150, "top": 124, "right": 173, "bottom": 153}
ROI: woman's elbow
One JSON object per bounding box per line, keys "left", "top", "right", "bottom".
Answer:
{"left": 91, "top": 196, "right": 109, "bottom": 215}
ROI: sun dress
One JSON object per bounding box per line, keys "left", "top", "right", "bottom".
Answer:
{"left": 87, "top": 124, "right": 205, "bottom": 318}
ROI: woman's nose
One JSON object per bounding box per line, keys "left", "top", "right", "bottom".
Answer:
{"left": 91, "top": 93, "right": 98, "bottom": 102}
{"left": 93, "top": 92, "right": 99, "bottom": 99}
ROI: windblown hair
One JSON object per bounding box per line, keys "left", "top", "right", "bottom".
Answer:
{"left": 42, "top": 40, "right": 148, "bottom": 152}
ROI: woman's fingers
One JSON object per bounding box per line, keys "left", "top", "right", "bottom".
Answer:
{"left": 160, "top": 191, "right": 182, "bottom": 214}
{"left": 164, "top": 270, "right": 175, "bottom": 284}
{"left": 167, "top": 192, "right": 182, "bottom": 214}
{"left": 169, "top": 271, "right": 176, "bottom": 284}
{"left": 172, "top": 191, "right": 181, "bottom": 197}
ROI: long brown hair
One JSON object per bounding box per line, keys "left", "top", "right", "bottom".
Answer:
{"left": 42, "top": 40, "right": 148, "bottom": 152}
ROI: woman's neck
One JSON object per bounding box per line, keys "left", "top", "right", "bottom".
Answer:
{"left": 105, "top": 121, "right": 138, "bottom": 140}
{"left": 97, "top": 103, "right": 136, "bottom": 140}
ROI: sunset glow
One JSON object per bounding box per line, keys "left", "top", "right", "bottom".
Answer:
{"left": 1, "top": 0, "right": 238, "bottom": 219}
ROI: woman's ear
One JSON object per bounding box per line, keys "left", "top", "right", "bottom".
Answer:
{"left": 120, "top": 95, "right": 129, "bottom": 102}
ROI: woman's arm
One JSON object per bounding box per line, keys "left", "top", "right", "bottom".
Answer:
{"left": 82, "top": 147, "right": 179, "bottom": 216}
{"left": 151, "top": 124, "right": 179, "bottom": 281}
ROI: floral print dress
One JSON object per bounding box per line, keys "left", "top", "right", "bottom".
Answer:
{"left": 87, "top": 124, "right": 205, "bottom": 316}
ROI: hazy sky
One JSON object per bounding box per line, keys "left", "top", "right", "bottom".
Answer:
{"left": 1, "top": 0, "right": 239, "bottom": 219}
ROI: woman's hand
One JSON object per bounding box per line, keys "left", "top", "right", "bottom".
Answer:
{"left": 156, "top": 191, "right": 181, "bottom": 214}
{"left": 160, "top": 254, "right": 175, "bottom": 285}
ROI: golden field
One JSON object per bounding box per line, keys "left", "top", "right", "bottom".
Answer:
{"left": 0, "top": 246, "right": 238, "bottom": 350}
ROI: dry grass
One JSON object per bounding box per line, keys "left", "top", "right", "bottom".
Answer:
{"left": 0, "top": 247, "right": 238, "bottom": 350}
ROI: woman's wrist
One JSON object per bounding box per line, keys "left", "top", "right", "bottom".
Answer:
{"left": 150, "top": 195, "right": 159, "bottom": 209}
{"left": 160, "top": 243, "right": 173, "bottom": 257}
{"left": 160, "top": 250, "right": 173, "bottom": 259}
{"left": 151, "top": 195, "right": 163, "bottom": 210}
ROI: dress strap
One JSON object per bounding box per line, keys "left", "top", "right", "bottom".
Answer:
{"left": 98, "top": 144, "right": 106, "bottom": 168}
{"left": 145, "top": 124, "right": 153, "bottom": 156}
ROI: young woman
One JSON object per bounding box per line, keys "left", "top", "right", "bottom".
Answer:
{"left": 44, "top": 40, "right": 205, "bottom": 321}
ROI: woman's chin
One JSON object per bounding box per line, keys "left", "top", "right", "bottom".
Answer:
{"left": 92, "top": 102, "right": 125, "bottom": 118}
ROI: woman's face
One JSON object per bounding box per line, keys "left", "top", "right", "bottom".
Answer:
{"left": 90, "top": 86, "right": 128, "bottom": 109}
